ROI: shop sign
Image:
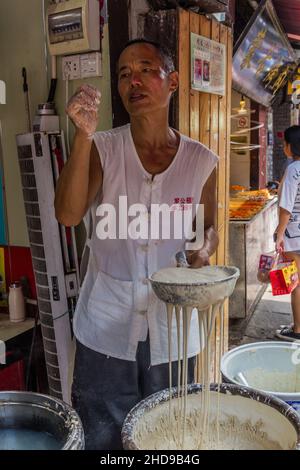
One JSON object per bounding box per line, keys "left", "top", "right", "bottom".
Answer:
{"left": 191, "top": 32, "right": 226, "bottom": 96}
{"left": 291, "top": 79, "right": 300, "bottom": 106}
{"left": 232, "top": 0, "right": 296, "bottom": 107}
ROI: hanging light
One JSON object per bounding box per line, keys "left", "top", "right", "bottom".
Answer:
{"left": 238, "top": 95, "right": 247, "bottom": 115}
{"left": 230, "top": 94, "right": 263, "bottom": 152}
{"left": 231, "top": 94, "right": 254, "bottom": 117}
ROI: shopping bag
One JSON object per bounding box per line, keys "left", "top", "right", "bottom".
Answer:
{"left": 269, "top": 254, "right": 299, "bottom": 296}
{"left": 257, "top": 252, "right": 276, "bottom": 284}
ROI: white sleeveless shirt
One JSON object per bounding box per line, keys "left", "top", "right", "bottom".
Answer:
{"left": 278, "top": 160, "right": 300, "bottom": 252}
{"left": 73, "top": 124, "right": 218, "bottom": 365}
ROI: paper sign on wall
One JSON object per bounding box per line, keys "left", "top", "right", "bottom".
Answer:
{"left": 191, "top": 32, "right": 226, "bottom": 96}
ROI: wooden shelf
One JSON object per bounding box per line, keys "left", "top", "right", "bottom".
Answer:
{"left": 0, "top": 313, "right": 35, "bottom": 342}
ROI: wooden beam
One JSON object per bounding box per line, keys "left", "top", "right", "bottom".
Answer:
{"left": 209, "top": 18, "right": 220, "bottom": 269}
{"left": 181, "top": 1, "right": 228, "bottom": 13}
{"left": 223, "top": 28, "right": 233, "bottom": 354}
{"left": 215, "top": 22, "right": 227, "bottom": 380}
{"left": 229, "top": 0, "right": 235, "bottom": 23}
{"left": 143, "top": 9, "right": 178, "bottom": 127}
{"left": 108, "top": 0, "right": 129, "bottom": 128}
{"left": 217, "top": 23, "right": 227, "bottom": 267}
{"left": 147, "top": 1, "right": 229, "bottom": 13}
{"left": 189, "top": 12, "right": 200, "bottom": 141}
{"left": 198, "top": 15, "right": 211, "bottom": 148}
{"left": 178, "top": 8, "right": 190, "bottom": 135}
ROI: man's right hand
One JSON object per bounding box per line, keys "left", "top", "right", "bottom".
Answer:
{"left": 66, "top": 84, "right": 101, "bottom": 138}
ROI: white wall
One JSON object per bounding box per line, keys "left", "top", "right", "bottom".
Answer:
{"left": 0, "top": 0, "right": 112, "bottom": 247}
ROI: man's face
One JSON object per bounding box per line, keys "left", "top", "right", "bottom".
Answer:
{"left": 117, "top": 43, "right": 178, "bottom": 117}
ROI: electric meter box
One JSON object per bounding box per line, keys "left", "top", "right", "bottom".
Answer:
{"left": 47, "top": 0, "right": 100, "bottom": 56}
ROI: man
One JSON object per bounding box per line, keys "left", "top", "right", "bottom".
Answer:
{"left": 55, "top": 39, "right": 219, "bottom": 449}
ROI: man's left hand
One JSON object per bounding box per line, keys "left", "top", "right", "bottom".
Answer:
{"left": 186, "top": 248, "right": 210, "bottom": 268}
{"left": 185, "top": 226, "right": 218, "bottom": 268}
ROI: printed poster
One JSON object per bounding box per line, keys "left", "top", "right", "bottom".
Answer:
{"left": 191, "top": 32, "right": 226, "bottom": 96}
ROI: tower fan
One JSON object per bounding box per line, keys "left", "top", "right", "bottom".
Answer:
{"left": 16, "top": 123, "right": 79, "bottom": 403}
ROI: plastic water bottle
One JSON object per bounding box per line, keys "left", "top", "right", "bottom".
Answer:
{"left": 8, "top": 282, "right": 26, "bottom": 322}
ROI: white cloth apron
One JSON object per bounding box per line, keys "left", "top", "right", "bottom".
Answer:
{"left": 73, "top": 124, "right": 218, "bottom": 365}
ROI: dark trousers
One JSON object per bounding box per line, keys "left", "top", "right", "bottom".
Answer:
{"left": 72, "top": 338, "right": 196, "bottom": 450}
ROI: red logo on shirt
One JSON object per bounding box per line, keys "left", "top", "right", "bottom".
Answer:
{"left": 174, "top": 197, "right": 194, "bottom": 204}
{"left": 172, "top": 197, "right": 194, "bottom": 211}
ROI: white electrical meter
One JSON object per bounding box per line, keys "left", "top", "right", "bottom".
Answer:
{"left": 47, "top": 0, "right": 100, "bottom": 56}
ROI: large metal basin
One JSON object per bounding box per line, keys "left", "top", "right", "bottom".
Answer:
{"left": 0, "top": 391, "right": 84, "bottom": 450}
{"left": 122, "top": 383, "right": 300, "bottom": 450}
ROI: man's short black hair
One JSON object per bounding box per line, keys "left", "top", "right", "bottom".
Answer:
{"left": 118, "top": 38, "right": 175, "bottom": 74}
{"left": 284, "top": 125, "right": 300, "bottom": 157}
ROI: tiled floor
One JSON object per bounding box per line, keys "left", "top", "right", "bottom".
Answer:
{"left": 229, "top": 285, "right": 293, "bottom": 349}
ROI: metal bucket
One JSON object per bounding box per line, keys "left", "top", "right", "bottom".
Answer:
{"left": 0, "top": 391, "right": 84, "bottom": 450}
{"left": 122, "top": 383, "right": 300, "bottom": 450}
{"left": 221, "top": 342, "right": 300, "bottom": 415}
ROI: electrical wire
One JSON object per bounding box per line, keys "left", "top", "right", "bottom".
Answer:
{"left": 25, "top": 303, "right": 74, "bottom": 391}
{"left": 25, "top": 307, "right": 39, "bottom": 391}
{"left": 53, "top": 309, "right": 72, "bottom": 321}
{"left": 42, "top": 0, "right": 49, "bottom": 90}
{"left": 0, "top": 122, "right": 9, "bottom": 247}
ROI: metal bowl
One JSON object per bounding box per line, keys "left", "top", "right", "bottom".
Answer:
{"left": 221, "top": 341, "right": 300, "bottom": 412}
{"left": 0, "top": 391, "right": 84, "bottom": 450}
{"left": 122, "top": 383, "right": 300, "bottom": 450}
{"left": 149, "top": 266, "right": 240, "bottom": 308}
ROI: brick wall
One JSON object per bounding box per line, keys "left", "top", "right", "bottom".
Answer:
{"left": 259, "top": 106, "right": 268, "bottom": 188}
{"left": 266, "top": 110, "right": 273, "bottom": 183}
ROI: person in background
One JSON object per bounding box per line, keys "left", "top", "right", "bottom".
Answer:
{"left": 275, "top": 125, "right": 300, "bottom": 341}
{"left": 55, "top": 39, "right": 219, "bottom": 449}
